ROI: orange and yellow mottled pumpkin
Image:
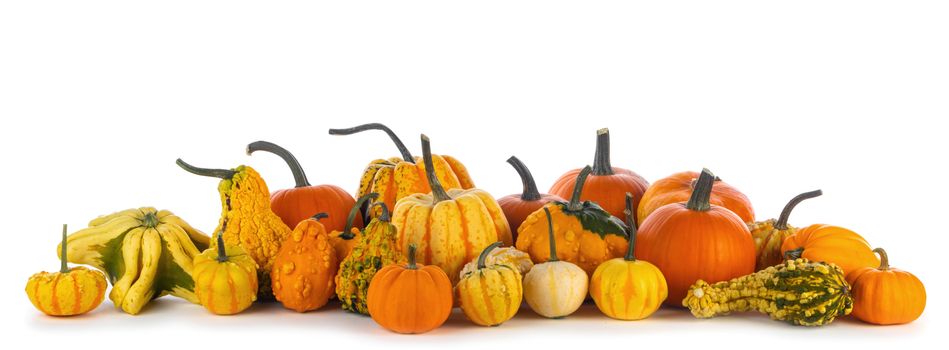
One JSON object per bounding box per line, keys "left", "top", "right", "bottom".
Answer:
{"left": 26, "top": 225, "right": 107, "bottom": 316}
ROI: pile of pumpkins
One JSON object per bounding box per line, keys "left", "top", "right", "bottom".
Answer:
{"left": 26, "top": 124, "right": 926, "bottom": 333}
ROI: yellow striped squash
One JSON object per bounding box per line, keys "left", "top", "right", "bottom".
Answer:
{"left": 193, "top": 233, "right": 258, "bottom": 315}
{"left": 457, "top": 242, "right": 523, "bottom": 326}
{"left": 26, "top": 225, "right": 107, "bottom": 316}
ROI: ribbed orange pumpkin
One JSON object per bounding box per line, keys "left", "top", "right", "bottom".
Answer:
{"left": 367, "top": 244, "right": 453, "bottom": 334}
{"left": 781, "top": 224, "right": 879, "bottom": 282}
{"left": 272, "top": 213, "right": 339, "bottom": 312}
{"left": 549, "top": 129, "right": 649, "bottom": 224}
{"left": 634, "top": 168, "right": 756, "bottom": 305}
{"left": 849, "top": 248, "right": 926, "bottom": 325}
{"left": 497, "top": 156, "right": 563, "bottom": 241}
{"left": 247, "top": 141, "right": 361, "bottom": 232}
{"left": 638, "top": 170, "right": 754, "bottom": 224}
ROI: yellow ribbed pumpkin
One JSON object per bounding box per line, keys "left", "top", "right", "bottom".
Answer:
{"left": 522, "top": 208, "right": 588, "bottom": 319}
{"left": 26, "top": 225, "right": 107, "bottom": 316}
{"left": 459, "top": 245, "right": 533, "bottom": 278}
{"left": 193, "top": 231, "right": 258, "bottom": 315}
{"left": 391, "top": 135, "right": 512, "bottom": 284}
{"left": 456, "top": 242, "right": 523, "bottom": 326}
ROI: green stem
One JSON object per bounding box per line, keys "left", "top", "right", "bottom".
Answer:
{"left": 592, "top": 128, "right": 614, "bottom": 176}
{"left": 507, "top": 156, "right": 542, "bottom": 201}
{"left": 784, "top": 247, "right": 804, "bottom": 260}
{"left": 176, "top": 159, "right": 236, "bottom": 179}
{"left": 406, "top": 244, "right": 419, "bottom": 270}
{"left": 873, "top": 248, "right": 890, "bottom": 270}
{"left": 328, "top": 123, "right": 415, "bottom": 163}
{"left": 567, "top": 166, "right": 593, "bottom": 211}
{"left": 311, "top": 213, "right": 329, "bottom": 221}
{"left": 476, "top": 242, "right": 503, "bottom": 269}
{"left": 60, "top": 224, "right": 68, "bottom": 273}
{"left": 370, "top": 202, "right": 391, "bottom": 222}
{"left": 421, "top": 134, "right": 452, "bottom": 203}
{"left": 216, "top": 226, "right": 229, "bottom": 263}
{"left": 624, "top": 193, "right": 638, "bottom": 261}
{"left": 686, "top": 168, "right": 715, "bottom": 212}
{"left": 543, "top": 207, "right": 559, "bottom": 262}
{"left": 775, "top": 190, "right": 823, "bottom": 230}
{"left": 342, "top": 193, "right": 377, "bottom": 238}
{"left": 246, "top": 141, "right": 310, "bottom": 188}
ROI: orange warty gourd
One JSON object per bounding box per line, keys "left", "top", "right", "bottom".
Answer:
{"left": 25, "top": 225, "right": 107, "bottom": 316}
{"left": 549, "top": 128, "right": 649, "bottom": 224}
{"left": 272, "top": 213, "right": 339, "bottom": 313}
{"left": 781, "top": 224, "right": 879, "bottom": 282}
{"left": 749, "top": 190, "right": 822, "bottom": 271}
{"left": 849, "top": 248, "right": 926, "bottom": 325}
{"left": 634, "top": 168, "right": 756, "bottom": 305}
{"left": 328, "top": 193, "right": 377, "bottom": 261}
{"left": 497, "top": 156, "right": 564, "bottom": 241}
{"left": 367, "top": 244, "right": 453, "bottom": 334}
{"left": 638, "top": 170, "right": 754, "bottom": 224}
{"left": 247, "top": 141, "right": 361, "bottom": 232}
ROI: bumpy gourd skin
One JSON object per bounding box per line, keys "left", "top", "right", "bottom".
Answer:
{"left": 272, "top": 218, "right": 338, "bottom": 312}
{"left": 683, "top": 258, "right": 853, "bottom": 326}
{"left": 516, "top": 203, "right": 628, "bottom": 276}
{"left": 459, "top": 246, "right": 533, "bottom": 278}
{"left": 358, "top": 155, "right": 474, "bottom": 219}
{"left": 335, "top": 216, "right": 403, "bottom": 315}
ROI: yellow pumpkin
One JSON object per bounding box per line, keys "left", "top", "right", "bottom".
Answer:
{"left": 459, "top": 245, "right": 533, "bottom": 278}
{"left": 26, "top": 225, "right": 107, "bottom": 316}
{"left": 522, "top": 207, "right": 588, "bottom": 319}
{"left": 193, "top": 231, "right": 258, "bottom": 315}
{"left": 456, "top": 242, "right": 524, "bottom": 326}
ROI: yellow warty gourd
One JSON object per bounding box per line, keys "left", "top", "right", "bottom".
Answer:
{"left": 456, "top": 242, "right": 523, "bottom": 326}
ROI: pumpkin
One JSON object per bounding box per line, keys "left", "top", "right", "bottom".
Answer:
{"left": 634, "top": 168, "right": 756, "bottom": 305}
{"left": 590, "top": 194, "right": 667, "bottom": 321}
{"left": 781, "top": 224, "right": 879, "bottom": 282}
{"left": 26, "top": 225, "right": 107, "bottom": 316}
{"left": 272, "top": 213, "right": 339, "bottom": 312}
{"left": 638, "top": 170, "right": 754, "bottom": 224}
{"left": 522, "top": 207, "right": 588, "bottom": 318}
{"left": 459, "top": 245, "right": 533, "bottom": 278}
{"left": 329, "top": 123, "right": 474, "bottom": 220}
{"left": 193, "top": 231, "right": 259, "bottom": 315}
{"left": 247, "top": 141, "right": 361, "bottom": 232}
{"left": 549, "top": 128, "right": 649, "bottom": 224}
{"left": 456, "top": 242, "right": 524, "bottom": 326}
{"left": 391, "top": 134, "right": 512, "bottom": 284}
{"left": 497, "top": 156, "right": 564, "bottom": 240}
{"left": 849, "top": 248, "right": 926, "bottom": 325}
{"left": 749, "top": 190, "right": 822, "bottom": 271}
{"left": 367, "top": 244, "right": 453, "bottom": 334}
{"left": 516, "top": 166, "right": 629, "bottom": 275}
{"left": 328, "top": 193, "right": 377, "bottom": 261}
{"left": 335, "top": 202, "right": 404, "bottom": 315}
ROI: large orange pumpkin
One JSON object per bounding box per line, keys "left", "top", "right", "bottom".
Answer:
{"left": 634, "top": 168, "right": 756, "bottom": 305}
{"left": 497, "top": 156, "right": 563, "bottom": 241}
{"left": 367, "top": 244, "right": 453, "bottom": 334}
{"left": 549, "top": 128, "right": 648, "bottom": 224}
{"left": 849, "top": 248, "right": 926, "bottom": 325}
{"left": 247, "top": 141, "right": 361, "bottom": 232}
{"left": 638, "top": 170, "right": 754, "bottom": 224}
{"left": 781, "top": 224, "right": 879, "bottom": 282}
{"left": 272, "top": 213, "right": 339, "bottom": 312}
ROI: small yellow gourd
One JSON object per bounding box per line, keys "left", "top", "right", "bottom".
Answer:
{"left": 26, "top": 225, "right": 107, "bottom": 316}
{"left": 456, "top": 242, "right": 524, "bottom": 326}
{"left": 193, "top": 230, "right": 259, "bottom": 315}
{"left": 459, "top": 245, "right": 533, "bottom": 278}
{"left": 522, "top": 207, "right": 588, "bottom": 319}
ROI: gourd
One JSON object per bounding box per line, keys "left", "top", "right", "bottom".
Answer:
{"left": 459, "top": 245, "right": 533, "bottom": 278}
{"left": 749, "top": 190, "right": 822, "bottom": 270}
{"left": 328, "top": 193, "right": 377, "bottom": 261}
{"left": 177, "top": 159, "right": 292, "bottom": 299}
{"left": 27, "top": 225, "right": 107, "bottom": 316}
{"left": 781, "top": 223, "right": 879, "bottom": 282}
{"left": 638, "top": 170, "right": 754, "bottom": 224}
{"left": 272, "top": 213, "right": 339, "bottom": 312}
{"left": 516, "top": 166, "right": 629, "bottom": 275}
{"left": 522, "top": 207, "right": 588, "bottom": 319}
{"left": 329, "top": 123, "right": 474, "bottom": 220}
{"left": 456, "top": 242, "right": 524, "bottom": 326}
{"left": 391, "top": 134, "right": 512, "bottom": 284}
{"left": 590, "top": 194, "right": 667, "bottom": 320}
{"left": 335, "top": 202, "right": 404, "bottom": 315}
{"left": 247, "top": 141, "right": 361, "bottom": 231}
{"left": 549, "top": 128, "right": 649, "bottom": 224}
{"left": 634, "top": 168, "right": 756, "bottom": 305}
{"left": 497, "top": 156, "right": 563, "bottom": 240}
{"left": 193, "top": 231, "right": 258, "bottom": 315}
{"left": 849, "top": 248, "right": 926, "bottom": 325}
{"left": 58, "top": 207, "right": 211, "bottom": 314}
{"left": 683, "top": 258, "right": 853, "bottom": 326}
{"left": 367, "top": 244, "right": 453, "bottom": 334}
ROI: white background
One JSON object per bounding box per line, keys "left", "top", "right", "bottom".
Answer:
{"left": 1, "top": 1, "right": 946, "bottom": 349}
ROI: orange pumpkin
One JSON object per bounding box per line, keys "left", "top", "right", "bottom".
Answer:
{"left": 638, "top": 170, "right": 754, "bottom": 224}
{"left": 634, "top": 168, "right": 756, "bottom": 305}
{"left": 497, "top": 156, "right": 564, "bottom": 241}
{"left": 549, "top": 128, "right": 648, "bottom": 224}
{"left": 328, "top": 193, "right": 377, "bottom": 261}
{"left": 247, "top": 141, "right": 361, "bottom": 231}
{"left": 781, "top": 224, "right": 879, "bottom": 281}
{"left": 272, "top": 213, "right": 339, "bottom": 312}
{"left": 849, "top": 248, "right": 926, "bottom": 325}
{"left": 367, "top": 244, "right": 453, "bottom": 334}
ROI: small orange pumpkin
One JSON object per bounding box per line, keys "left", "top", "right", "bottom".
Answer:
{"left": 781, "top": 224, "right": 879, "bottom": 281}
{"left": 272, "top": 213, "right": 339, "bottom": 312}
{"left": 849, "top": 248, "right": 926, "bottom": 325}
{"left": 497, "top": 156, "right": 564, "bottom": 240}
{"left": 367, "top": 244, "right": 453, "bottom": 334}
{"left": 638, "top": 170, "right": 754, "bottom": 224}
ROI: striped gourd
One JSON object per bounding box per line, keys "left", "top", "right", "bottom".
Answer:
{"left": 193, "top": 233, "right": 258, "bottom": 315}
{"left": 457, "top": 242, "right": 523, "bottom": 326}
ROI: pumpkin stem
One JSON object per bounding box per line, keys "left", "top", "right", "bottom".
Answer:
{"left": 592, "top": 128, "right": 615, "bottom": 176}
{"left": 370, "top": 202, "right": 391, "bottom": 222}
{"left": 342, "top": 193, "right": 378, "bottom": 239}
{"left": 60, "top": 224, "right": 69, "bottom": 273}
{"left": 176, "top": 159, "right": 236, "bottom": 180}
{"left": 406, "top": 244, "right": 419, "bottom": 270}
{"left": 543, "top": 207, "right": 560, "bottom": 262}
{"left": 216, "top": 226, "right": 229, "bottom": 263}
{"left": 477, "top": 242, "right": 503, "bottom": 270}
{"left": 507, "top": 156, "right": 542, "bottom": 201}
{"left": 311, "top": 213, "right": 329, "bottom": 221}
{"left": 685, "top": 168, "right": 716, "bottom": 212}
{"left": 783, "top": 247, "right": 804, "bottom": 261}
{"left": 567, "top": 166, "right": 594, "bottom": 211}
{"left": 623, "top": 193, "right": 638, "bottom": 261}
{"left": 775, "top": 190, "right": 822, "bottom": 230}
{"left": 246, "top": 141, "right": 311, "bottom": 188}
{"left": 873, "top": 248, "right": 890, "bottom": 270}
{"left": 421, "top": 134, "right": 452, "bottom": 203}
{"left": 328, "top": 123, "right": 415, "bottom": 163}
